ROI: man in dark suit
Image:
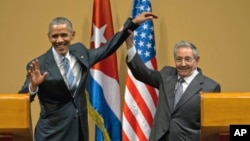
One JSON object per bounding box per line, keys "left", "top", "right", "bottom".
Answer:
{"left": 125, "top": 34, "right": 221, "bottom": 141}
{"left": 18, "top": 12, "right": 157, "bottom": 141}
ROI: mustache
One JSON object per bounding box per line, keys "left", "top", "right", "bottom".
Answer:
{"left": 177, "top": 67, "right": 189, "bottom": 70}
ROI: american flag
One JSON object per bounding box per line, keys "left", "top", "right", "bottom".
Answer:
{"left": 122, "top": 0, "right": 158, "bottom": 140}
{"left": 87, "top": 0, "right": 121, "bottom": 141}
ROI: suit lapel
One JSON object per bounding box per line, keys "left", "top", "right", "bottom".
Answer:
{"left": 69, "top": 45, "right": 89, "bottom": 93}
{"left": 174, "top": 73, "right": 203, "bottom": 110}
{"left": 70, "top": 47, "right": 88, "bottom": 65}
{"left": 45, "top": 49, "right": 69, "bottom": 91}
{"left": 166, "top": 76, "right": 178, "bottom": 113}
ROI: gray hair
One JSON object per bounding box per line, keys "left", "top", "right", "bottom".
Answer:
{"left": 48, "top": 17, "right": 73, "bottom": 34}
{"left": 173, "top": 40, "right": 199, "bottom": 59}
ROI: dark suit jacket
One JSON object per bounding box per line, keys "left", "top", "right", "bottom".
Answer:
{"left": 18, "top": 18, "right": 138, "bottom": 141}
{"left": 127, "top": 53, "right": 221, "bottom": 141}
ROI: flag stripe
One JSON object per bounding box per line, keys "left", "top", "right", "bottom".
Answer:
{"left": 89, "top": 69, "right": 121, "bottom": 119}
{"left": 125, "top": 87, "right": 152, "bottom": 135}
{"left": 144, "top": 59, "right": 158, "bottom": 107}
{"left": 122, "top": 112, "right": 138, "bottom": 141}
{"left": 123, "top": 101, "right": 147, "bottom": 141}
{"left": 127, "top": 70, "right": 154, "bottom": 124}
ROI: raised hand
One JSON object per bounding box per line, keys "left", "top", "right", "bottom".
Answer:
{"left": 28, "top": 59, "right": 48, "bottom": 91}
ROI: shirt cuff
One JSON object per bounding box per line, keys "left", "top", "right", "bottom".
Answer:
{"left": 29, "top": 83, "right": 38, "bottom": 95}
{"left": 123, "top": 17, "right": 140, "bottom": 32}
{"left": 127, "top": 45, "right": 137, "bottom": 62}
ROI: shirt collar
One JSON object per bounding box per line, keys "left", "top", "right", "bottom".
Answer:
{"left": 179, "top": 69, "right": 199, "bottom": 84}
{"left": 52, "top": 47, "right": 70, "bottom": 64}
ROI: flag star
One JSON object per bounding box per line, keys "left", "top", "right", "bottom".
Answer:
{"left": 139, "top": 5, "right": 144, "bottom": 11}
{"left": 134, "top": 31, "right": 138, "bottom": 37}
{"left": 138, "top": 49, "right": 142, "bottom": 55}
{"left": 91, "top": 24, "right": 107, "bottom": 48}
{"left": 140, "top": 32, "right": 146, "bottom": 38}
{"left": 138, "top": 40, "right": 144, "bottom": 47}
{"left": 150, "top": 26, "right": 154, "bottom": 31}
{"left": 146, "top": 6, "right": 151, "bottom": 12}
{"left": 146, "top": 42, "right": 152, "bottom": 49}
{"left": 148, "top": 34, "right": 153, "bottom": 40}
{"left": 144, "top": 51, "right": 150, "bottom": 57}
{"left": 142, "top": 23, "right": 148, "bottom": 30}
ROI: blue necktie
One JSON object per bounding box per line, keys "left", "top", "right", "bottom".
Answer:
{"left": 63, "top": 57, "right": 77, "bottom": 93}
{"left": 174, "top": 78, "right": 185, "bottom": 108}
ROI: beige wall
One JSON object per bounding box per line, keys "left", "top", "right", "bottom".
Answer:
{"left": 1, "top": 0, "right": 250, "bottom": 140}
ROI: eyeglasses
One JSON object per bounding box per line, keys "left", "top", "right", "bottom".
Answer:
{"left": 175, "top": 57, "right": 194, "bottom": 63}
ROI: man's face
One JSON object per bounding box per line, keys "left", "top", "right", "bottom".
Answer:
{"left": 48, "top": 24, "right": 75, "bottom": 56}
{"left": 174, "top": 47, "right": 199, "bottom": 78}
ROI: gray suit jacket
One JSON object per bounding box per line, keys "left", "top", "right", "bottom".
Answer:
{"left": 18, "top": 18, "right": 138, "bottom": 141}
{"left": 127, "top": 53, "right": 221, "bottom": 141}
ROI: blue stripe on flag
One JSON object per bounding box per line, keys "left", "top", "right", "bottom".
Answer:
{"left": 87, "top": 74, "right": 121, "bottom": 141}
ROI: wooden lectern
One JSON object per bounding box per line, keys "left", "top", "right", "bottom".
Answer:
{"left": 0, "top": 94, "right": 33, "bottom": 141}
{"left": 201, "top": 92, "right": 250, "bottom": 141}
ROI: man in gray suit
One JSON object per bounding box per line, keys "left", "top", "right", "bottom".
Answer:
{"left": 125, "top": 34, "right": 221, "bottom": 141}
{"left": 18, "top": 12, "right": 157, "bottom": 141}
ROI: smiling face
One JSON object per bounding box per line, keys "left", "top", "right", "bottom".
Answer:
{"left": 174, "top": 46, "right": 200, "bottom": 78}
{"left": 48, "top": 24, "right": 75, "bottom": 56}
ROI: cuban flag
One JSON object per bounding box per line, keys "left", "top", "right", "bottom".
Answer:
{"left": 86, "top": 0, "right": 121, "bottom": 141}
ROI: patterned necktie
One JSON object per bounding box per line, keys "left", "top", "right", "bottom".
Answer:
{"left": 63, "top": 57, "right": 77, "bottom": 93}
{"left": 174, "top": 78, "right": 185, "bottom": 108}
